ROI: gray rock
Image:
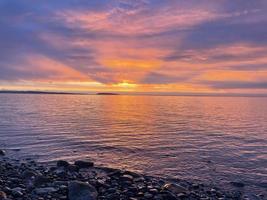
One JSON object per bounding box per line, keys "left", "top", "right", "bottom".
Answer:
{"left": 34, "top": 187, "right": 58, "bottom": 195}
{"left": 159, "top": 192, "right": 179, "bottom": 200}
{"left": 11, "top": 187, "right": 24, "bottom": 197}
{"left": 121, "top": 174, "right": 134, "bottom": 182}
{"left": 0, "top": 150, "right": 5, "bottom": 156}
{"left": 22, "top": 170, "right": 38, "bottom": 179}
{"left": 144, "top": 192, "right": 153, "bottom": 198}
{"left": 230, "top": 181, "right": 245, "bottom": 188}
{"left": 162, "top": 183, "right": 187, "bottom": 194}
{"left": 68, "top": 181, "right": 97, "bottom": 200}
{"left": 54, "top": 167, "right": 66, "bottom": 176}
{"left": 244, "top": 193, "right": 261, "bottom": 200}
{"left": 34, "top": 175, "right": 51, "bottom": 187}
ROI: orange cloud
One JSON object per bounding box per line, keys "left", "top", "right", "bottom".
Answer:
{"left": 22, "top": 54, "right": 89, "bottom": 81}
{"left": 102, "top": 59, "right": 161, "bottom": 70}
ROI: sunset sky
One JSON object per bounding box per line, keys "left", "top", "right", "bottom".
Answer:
{"left": 0, "top": 0, "right": 267, "bottom": 94}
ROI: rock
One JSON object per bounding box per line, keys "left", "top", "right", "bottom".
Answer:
{"left": 121, "top": 174, "right": 134, "bottom": 182}
{"left": 230, "top": 181, "right": 245, "bottom": 188}
{"left": 67, "top": 164, "right": 79, "bottom": 172}
{"left": 244, "top": 193, "right": 261, "bottom": 200}
{"left": 106, "top": 169, "right": 122, "bottom": 177}
{"left": 162, "top": 183, "right": 187, "bottom": 194}
{"left": 34, "top": 187, "right": 58, "bottom": 195}
{"left": 12, "top": 148, "right": 21, "bottom": 151}
{"left": 68, "top": 181, "right": 97, "bottom": 200}
{"left": 53, "top": 181, "right": 68, "bottom": 186}
{"left": 57, "top": 160, "right": 70, "bottom": 168}
{"left": 160, "top": 191, "right": 178, "bottom": 200}
{"left": 192, "top": 183, "right": 199, "bottom": 189}
{"left": 144, "top": 192, "right": 153, "bottom": 198}
{"left": 149, "top": 188, "right": 158, "bottom": 194}
{"left": 11, "top": 187, "right": 24, "bottom": 197}
{"left": 22, "top": 169, "right": 38, "bottom": 179}
{"left": 54, "top": 167, "right": 67, "bottom": 176}
{"left": 34, "top": 175, "right": 51, "bottom": 187}
{"left": 0, "top": 191, "right": 7, "bottom": 200}
{"left": 134, "top": 176, "right": 145, "bottom": 182}
{"left": 74, "top": 160, "right": 94, "bottom": 169}
{"left": 177, "top": 193, "right": 187, "bottom": 198}
{"left": 258, "top": 182, "right": 267, "bottom": 188}
{"left": 0, "top": 150, "right": 5, "bottom": 156}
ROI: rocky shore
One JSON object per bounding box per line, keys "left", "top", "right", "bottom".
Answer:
{"left": 0, "top": 151, "right": 264, "bottom": 200}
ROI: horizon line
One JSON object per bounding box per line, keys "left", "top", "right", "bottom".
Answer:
{"left": 1, "top": 89, "right": 267, "bottom": 97}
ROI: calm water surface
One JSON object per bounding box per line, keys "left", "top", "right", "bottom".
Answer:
{"left": 0, "top": 94, "right": 266, "bottom": 194}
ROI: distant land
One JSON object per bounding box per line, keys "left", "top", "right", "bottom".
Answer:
{"left": 96, "top": 92, "right": 119, "bottom": 95}
{"left": 0, "top": 90, "right": 85, "bottom": 95}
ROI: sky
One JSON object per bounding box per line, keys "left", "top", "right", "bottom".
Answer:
{"left": 0, "top": 0, "right": 267, "bottom": 94}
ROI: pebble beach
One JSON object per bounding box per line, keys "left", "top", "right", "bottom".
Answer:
{"left": 1, "top": 150, "right": 264, "bottom": 200}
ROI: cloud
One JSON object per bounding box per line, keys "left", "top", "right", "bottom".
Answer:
{"left": 141, "top": 72, "right": 197, "bottom": 84}
{"left": 57, "top": 1, "right": 222, "bottom": 36}
{"left": 202, "top": 80, "right": 267, "bottom": 89}
{"left": 0, "top": 54, "right": 89, "bottom": 81}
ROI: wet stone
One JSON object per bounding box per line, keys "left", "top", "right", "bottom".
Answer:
{"left": 0, "top": 191, "right": 7, "bottom": 200}
{"left": 34, "top": 187, "right": 58, "bottom": 195}
{"left": 74, "top": 160, "right": 94, "bottom": 169}
{"left": 34, "top": 175, "right": 51, "bottom": 187}
{"left": 0, "top": 150, "right": 5, "bottom": 156}
{"left": 22, "top": 169, "right": 38, "bottom": 179}
{"left": 162, "top": 183, "right": 188, "bottom": 194}
{"left": 57, "top": 160, "right": 70, "bottom": 168}
{"left": 67, "top": 164, "right": 79, "bottom": 172}
{"left": 68, "top": 181, "right": 97, "bottom": 200}
{"left": 121, "top": 174, "right": 134, "bottom": 182}
{"left": 11, "top": 187, "right": 24, "bottom": 197}
{"left": 144, "top": 192, "right": 153, "bottom": 199}
{"left": 230, "top": 181, "right": 245, "bottom": 188}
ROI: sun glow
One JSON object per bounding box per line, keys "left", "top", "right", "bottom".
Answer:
{"left": 111, "top": 81, "right": 137, "bottom": 91}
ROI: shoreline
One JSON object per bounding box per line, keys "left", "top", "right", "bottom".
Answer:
{"left": 1, "top": 152, "right": 264, "bottom": 200}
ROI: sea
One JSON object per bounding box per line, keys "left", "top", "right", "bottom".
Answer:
{"left": 0, "top": 94, "right": 266, "bottom": 195}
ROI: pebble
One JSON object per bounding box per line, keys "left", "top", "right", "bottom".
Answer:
{"left": 0, "top": 150, "right": 5, "bottom": 156}
{"left": 68, "top": 181, "right": 98, "bottom": 200}
{"left": 11, "top": 187, "right": 24, "bottom": 197}
{"left": 0, "top": 191, "right": 7, "bottom": 200}
{"left": 230, "top": 181, "right": 245, "bottom": 188}
{"left": 162, "top": 183, "right": 187, "bottom": 194}
{"left": 34, "top": 187, "right": 58, "bottom": 195}
{"left": 22, "top": 169, "right": 38, "bottom": 179}
{"left": 34, "top": 175, "right": 51, "bottom": 187}
{"left": 57, "top": 160, "right": 70, "bottom": 168}
{"left": 121, "top": 174, "right": 134, "bottom": 182}
{"left": 74, "top": 160, "right": 94, "bottom": 169}
{"left": 67, "top": 164, "right": 79, "bottom": 172}
{"left": 144, "top": 192, "right": 153, "bottom": 198}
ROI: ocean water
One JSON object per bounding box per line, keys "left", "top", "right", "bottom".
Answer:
{"left": 0, "top": 94, "right": 266, "bottom": 194}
